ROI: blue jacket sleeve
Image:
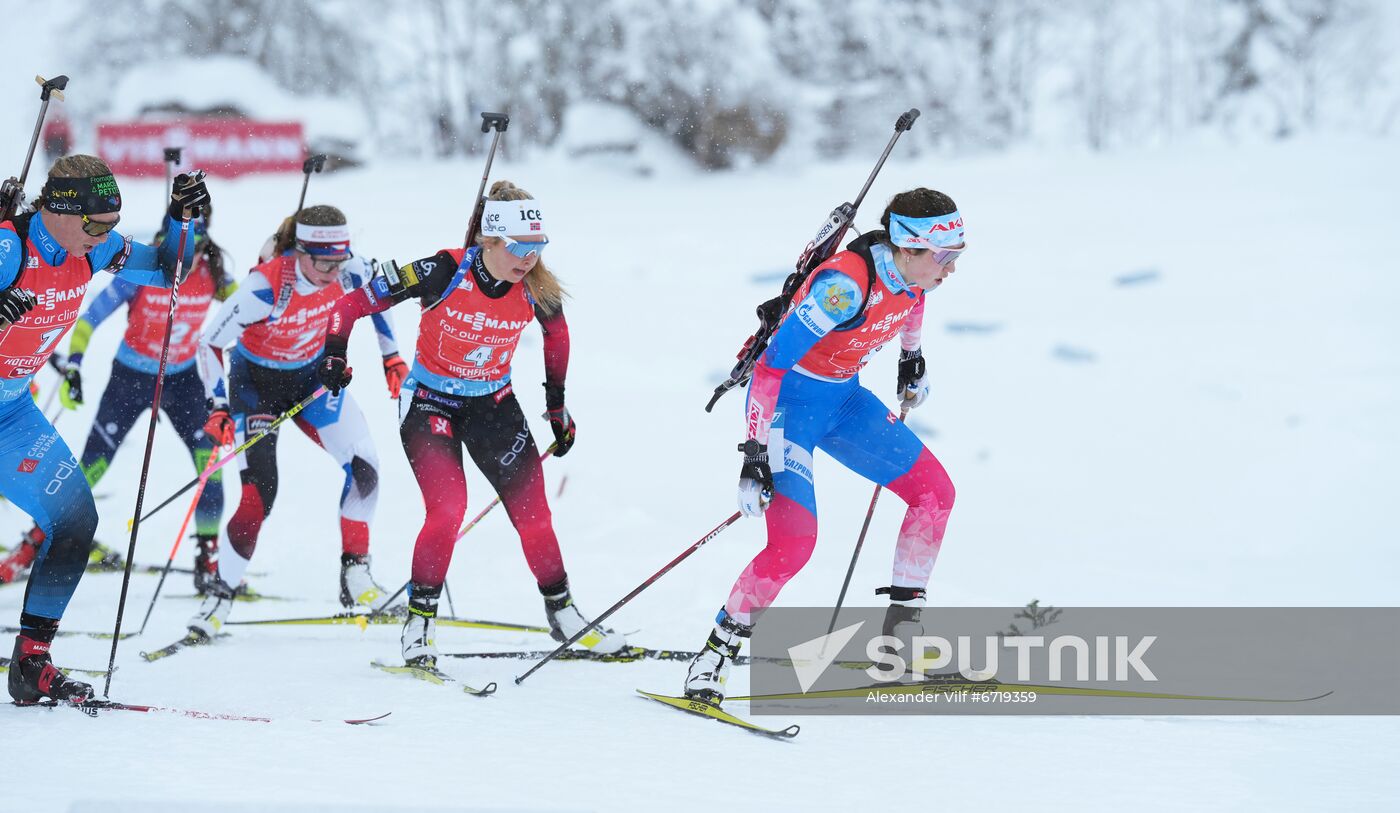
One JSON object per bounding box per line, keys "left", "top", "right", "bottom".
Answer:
{"left": 88, "top": 214, "right": 197, "bottom": 286}
{"left": 0, "top": 230, "right": 21, "bottom": 289}
{"left": 759, "top": 268, "right": 861, "bottom": 371}
{"left": 80, "top": 277, "right": 140, "bottom": 329}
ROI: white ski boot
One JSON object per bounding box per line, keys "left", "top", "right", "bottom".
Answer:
{"left": 542, "top": 579, "right": 627, "bottom": 654}
{"left": 401, "top": 583, "right": 440, "bottom": 668}
{"left": 340, "top": 553, "right": 388, "bottom": 609}
{"left": 684, "top": 610, "right": 752, "bottom": 705}
{"left": 187, "top": 579, "right": 235, "bottom": 639}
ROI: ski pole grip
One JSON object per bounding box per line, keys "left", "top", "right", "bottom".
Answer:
{"left": 303, "top": 154, "right": 327, "bottom": 174}
{"left": 896, "top": 108, "right": 920, "bottom": 131}
{"left": 164, "top": 147, "right": 183, "bottom": 165}
{"left": 479, "top": 112, "right": 510, "bottom": 133}
{"left": 38, "top": 74, "right": 69, "bottom": 101}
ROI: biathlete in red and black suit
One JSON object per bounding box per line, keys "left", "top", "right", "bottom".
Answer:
{"left": 187, "top": 205, "right": 408, "bottom": 641}
{"left": 683, "top": 188, "right": 967, "bottom": 705}
{"left": 319, "top": 180, "right": 626, "bottom": 669}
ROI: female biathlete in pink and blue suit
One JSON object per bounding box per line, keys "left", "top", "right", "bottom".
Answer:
{"left": 684, "top": 187, "right": 966, "bottom": 704}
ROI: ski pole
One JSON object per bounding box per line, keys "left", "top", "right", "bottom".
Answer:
{"left": 162, "top": 147, "right": 182, "bottom": 201}
{"left": 39, "top": 354, "right": 65, "bottom": 419}
{"left": 372, "top": 444, "right": 560, "bottom": 616}
{"left": 826, "top": 407, "right": 909, "bottom": 635}
{"left": 135, "top": 445, "right": 224, "bottom": 636}
{"left": 453, "top": 444, "right": 555, "bottom": 542}
{"left": 295, "top": 153, "right": 326, "bottom": 217}
{"left": 127, "top": 387, "right": 328, "bottom": 529}
{"left": 0, "top": 74, "right": 69, "bottom": 223}
{"left": 705, "top": 108, "right": 920, "bottom": 412}
{"left": 439, "top": 444, "right": 555, "bottom": 615}
{"left": 461, "top": 112, "right": 510, "bottom": 250}
{"left": 515, "top": 511, "right": 743, "bottom": 685}
{"left": 105, "top": 195, "right": 201, "bottom": 696}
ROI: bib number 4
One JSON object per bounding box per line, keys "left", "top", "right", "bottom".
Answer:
{"left": 463, "top": 345, "right": 510, "bottom": 369}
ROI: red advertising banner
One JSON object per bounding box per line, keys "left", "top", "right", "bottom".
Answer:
{"left": 96, "top": 120, "right": 306, "bottom": 177}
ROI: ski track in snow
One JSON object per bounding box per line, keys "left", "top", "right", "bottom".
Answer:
{"left": 2, "top": 135, "right": 1398, "bottom": 811}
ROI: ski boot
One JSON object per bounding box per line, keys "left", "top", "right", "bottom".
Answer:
{"left": 8, "top": 619, "right": 94, "bottom": 704}
{"left": 339, "top": 553, "right": 388, "bottom": 609}
{"left": 86, "top": 541, "right": 125, "bottom": 572}
{"left": 877, "top": 586, "right": 926, "bottom": 642}
{"left": 401, "top": 583, "right": 441, "bottom": 668}
{"left": 541, "top": 578, "right": 627, "bottom": 654}
{"left": 193, "top": 535, "right": 219, "bottom": 595}
{"left": 684, "top": 610, "right": 752, "bottom": 705}
{"left": 187, "top": 577, "right": 236, "bottom": 640}
{"left": 0, "top": 530, "right": 40, "bottom": 585}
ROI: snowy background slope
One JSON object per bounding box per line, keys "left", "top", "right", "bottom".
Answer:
{"left": 1, "top": 133, "right": 1397, "bottom": 811}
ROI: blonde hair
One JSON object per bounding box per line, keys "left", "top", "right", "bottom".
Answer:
{"left": 475, "top": 180, "right": 566, "bottom": 314}
{"left": 271, "top": 204, "right": 347, "bottom": 256}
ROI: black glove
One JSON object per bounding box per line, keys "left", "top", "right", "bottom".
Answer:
{"left": 737, "top": 439, "right": 774, "bottom": 517}
{"left": 168, "top": 172, "right": 210, "bottom": 221}
{"left": 542, "top": 383, "right": 575, "bottom": 457}
{"left": 58, "top": 359, "right": 83, "bottom": 409}
{"left": 897, "top": 348, "right": 929, "bottom": 408}
{"left": 897, "top": 349, "right": 926, "bottom": 393}
{"left": 0, "top": 287, "right": 37, "bottom": 325}
{"left": 738, "top": 440, "right": 774, "bottom": 491}
{"left": 318, "top": 353, "right": 353, "bottom": 396}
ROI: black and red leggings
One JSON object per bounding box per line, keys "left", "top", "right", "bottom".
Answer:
{"left": 400, "top": 383, "right": 565, "bottom": 589}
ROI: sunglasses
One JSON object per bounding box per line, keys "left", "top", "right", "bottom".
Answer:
{"left": 81, "top": 214, "right": 120, "bottom": 237}
{"left": 309, "top": 254, "right": 353, "bottom": 272}
{"left": 929, "top": 244, "right": 966, "bottom": 266}
{"left": 502, "top": 235, "right": 549, "bottom": 260}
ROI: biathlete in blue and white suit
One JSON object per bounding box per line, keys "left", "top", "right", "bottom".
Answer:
{"left": 187, "top": 204, "right": 406, "bottom": 641}
{"left": 0, "top": 155, "right": 207, "bottom": 703}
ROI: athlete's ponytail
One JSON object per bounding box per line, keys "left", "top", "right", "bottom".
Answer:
{"left": 477, "top": 180, "right": 566, "bottom": 315}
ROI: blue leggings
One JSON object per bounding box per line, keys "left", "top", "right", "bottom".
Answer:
{"left": 768, "top": 373, "right": 926, "bottom": 515}
{"left": 79, "top": 359, "right": 222, "bottom": 536}
{"left": 724, "top": 372, "right": 956, "bottom": 625}
{"left": 0, "top": 396, "right": 98, "bottom": 621}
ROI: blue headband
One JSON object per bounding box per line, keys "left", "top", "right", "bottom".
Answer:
{"left": 888, "top": 210, "right": 964, "bottom": 250}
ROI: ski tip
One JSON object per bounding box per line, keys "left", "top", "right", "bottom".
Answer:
{"left": 466, "top": 681, "right": 498, "bottom": 697}
{"left": 345, "top": 712, "right": 393, "bottom": 725}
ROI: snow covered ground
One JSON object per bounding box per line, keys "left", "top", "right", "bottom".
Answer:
{"left": 3, "top": 133, "right": 1398, "bottom": 811}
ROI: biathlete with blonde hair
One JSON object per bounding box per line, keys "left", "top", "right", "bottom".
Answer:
{"left": 319, "top": 180, "right": 626, "bottom": 669}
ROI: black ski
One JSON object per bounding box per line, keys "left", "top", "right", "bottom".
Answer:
{"left": 0, "top": 625, "right": 137, "bottom": 641}
{"left": 446, "top": 646, "right": 879, "bottom": 669}
{"left": 0, "top": 656, "right": 107, "bottom": 678}
{"left": 10, "top": 698, "right": 390, "bottom": 724}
